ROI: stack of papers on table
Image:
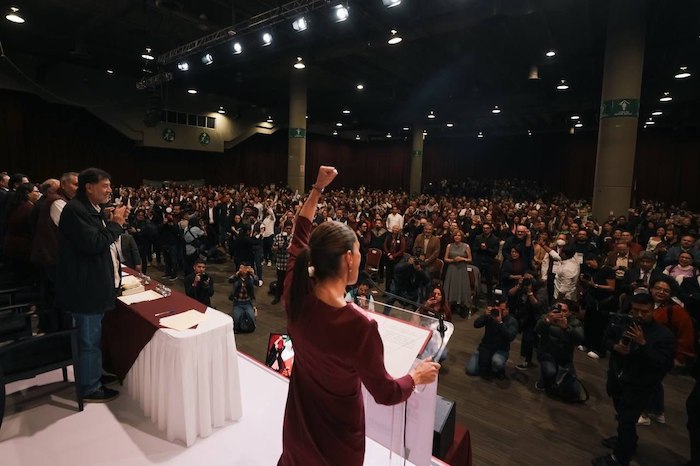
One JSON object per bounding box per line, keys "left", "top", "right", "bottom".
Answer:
{"left": 118, "top": 290, "right": 164, "bottom": 305}
{"left": 159, "top": 310, "right": 207, "bottom": 331}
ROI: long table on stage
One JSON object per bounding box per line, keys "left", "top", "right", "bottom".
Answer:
{"left": 102, "top": 268, "right": 242, "bottom": 446}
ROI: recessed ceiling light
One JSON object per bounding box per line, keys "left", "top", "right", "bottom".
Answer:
{"left": 233, "top": 42, "right": 243, "bottom": 54}
{"left": 388, "top": 29, "right": 402, "bottom": 45}
{"left": 5, "top": 6, "right": 25, "bottom": 23}
{"left": 342, "top": 108, "right": 351, "bottom": 114}
{"left": 402, "top": 127, "right": 410, "bottom": 131}
{"left": 386, "top": 133, "right": 392, "bottom": 138}
{"left": 106, "top": 69, "right": 114, "bottom": 74}
{"left": 187, "top": 89, "right": 197, "bottom": 94}
{"left": 556, "top": 79, "right": 569, "bottom": 90}
{"left": 427, "top": 111, "right": 436, "bottom": 119}
{"left": 675, "top": 66, "right": 691, "bottom": 79}
{"left": 294, "top": 57, "right": 306, "bottom": 69}
{"left": 356, "top": 83, "right": 364, "bottom": 90}
{"left": 355, "top": 134, "right": 361, "bottom": 140}
{"left": 292, "top": 17, "right": 308, "bottom": 32}
{"left": 201, "top": 53, "right": 214, "bottom": 65}
{"left": 336, "top": 122, "right": 343, "bottom": 127}
{"left": 334, "top": 5, "right": 349, "bottom": 22}
{"left": 528, "top": 130, "right": 532, "bottom": 136}
{"left": 570, "top": 115, "right": 580, "bottom": 120}
{"left": 659, "top": 91, "right": 672, "bottom": 102}
{"left": 333, "top": 130, "right": 339, "bottom": 136}
{"left": 446, "top": 123, "right": 454, "bottom": 128}
{"left": 492, "top": 105, "right": 501, "bottom": 114}
{"left": 646, "top": 120, "right": 655, "bottom": 125}
{"left": 651, "top": 110, "right": 663, "bottom": 116}
{"left": 545, "top": 50, "right": 556, "bottom": 58}
{"left": 574, "top": 122, "right": 583, "bottom": 128}
{"left": 477, "top": 131, "right": 484, "bottom": 138}
{"left": 218, "top": 106, "right": 225, "bottom": 114}
{"left": 267, "top": 116, "right": 274, "bottom": 123}
{"left": 262, "top": 32, "right": 273, "bottom": 46}
{"left": 422, "top": 130, "right": 428, "bottom": 136}
{"left": 141, "top": 47, "right": 155, "bottom": 60}
{"left": 177, "top": 61, "right": 189, "bottom": 71}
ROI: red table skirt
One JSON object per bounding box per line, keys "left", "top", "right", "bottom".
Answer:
{"left": 444, "top": 423, "right": 471, "bottom": 466}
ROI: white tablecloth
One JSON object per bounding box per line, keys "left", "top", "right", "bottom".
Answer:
{"left": 125, "top": 307, "right": 243, "bottom": 446}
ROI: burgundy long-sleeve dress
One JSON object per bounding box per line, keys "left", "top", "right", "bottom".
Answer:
{"left": 278, "top": 216, "right": 414, "bottom": 466}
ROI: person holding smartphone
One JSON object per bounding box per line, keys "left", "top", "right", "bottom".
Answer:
{"left": 594, "top": 293, "right": 676, "bottom": 466}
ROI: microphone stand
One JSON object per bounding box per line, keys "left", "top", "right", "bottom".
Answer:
{"left": 365, "top": 277, "right": 447, "bottom": 361}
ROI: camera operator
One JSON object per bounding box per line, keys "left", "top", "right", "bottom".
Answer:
{"left": 579, "top": 253, "right": 616, "bottom": 360}
{"left": 345, "top": 281, "right": 375, "bottom": 312}
{"left": 594, "top": 293, "right": 676, "bottom": 466}
{"left": 509, "top": 271, "right": 548, "bottom": 371}
{"left": 384, "top": 255, "right": 432, "bottom": 314}
{"left": 185, "top": 259, "right": 215, "bottom": 306}
{"left": 229, "top": 263, "right": 258, "bottom": 333}
{"left": 465, "top": 298, "right": 518, "bottom": 380}
{"left": 271, "top": 221, "right": 293, "bottom": 305}
{"left": 534, "top": 300, "right": 584, "bottom": 400}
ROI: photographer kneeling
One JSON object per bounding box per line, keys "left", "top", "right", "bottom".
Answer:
{"left": 229, "top": 263, "right": 258, "bottom": 333}
{"left": 466, "top": 298, "right": 518, "bottom": 379}
{"left": 185, "top": 259, "right": 215, "bottom": 306}
{"left": 534, "top": 300, "right": 585, "bottom": 401}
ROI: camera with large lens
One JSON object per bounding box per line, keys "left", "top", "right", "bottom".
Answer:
{"left": 199, "top": 272, "right": 210, "bottom": 284}
{"left": 521, "top": 277, "right": 533, "bottom": 287}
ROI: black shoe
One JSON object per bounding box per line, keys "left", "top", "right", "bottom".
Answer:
{"left": 591, "top": 453, "right": 625, "bottom": 466}
{"left": 83, "top": 386, "right": 120, "bottom": 403}
{"left": 271, "top": 298, "right": 280, "bottom": 305}
{"left": 100, "top": 374, "right": 119, "bottom": 386}
{"left": 601, "top": 436, "right": 618, "bottom": 449}
{"left": 535, "top": 380, "right": 546, "bottom": 391}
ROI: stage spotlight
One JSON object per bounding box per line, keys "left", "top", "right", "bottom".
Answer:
{"left": 201, "top": 53, "right": 213, "bottom": 65}
{"left": 177, "top": 61, "right": 189, "bottom": 71}
{"left": 294, "top": 57, "right": 306, "bottom": 69}
{"left": 556, "top": 79, "right": 569, "bottom": 90}
{"left": 382, "top": 0, "right": 401, "bottom": 7}
{"left": 334, "top": 5, "right": 349, "bottom": 22}
{"left": 262, "top": 32, "right": 273, "bottom": 46}
{"left": 388, "top": 29, "right": 402, "bottom": 45}
{"left": 292, "top": 17, "right": 308, "bottom": 32}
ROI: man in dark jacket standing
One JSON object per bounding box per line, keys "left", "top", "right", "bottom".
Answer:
{"left": 593, "top": 292, "right": 676, "bottom": 466}
{"left": 56, "top": 168, "right": 128, "bottom": 403}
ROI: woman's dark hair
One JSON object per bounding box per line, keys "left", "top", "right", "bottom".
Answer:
{"left": 6, "top": 183, "right": 35, "bottom": 218}
{"left": 78, "top": 167, "right": 111, "bottom": 195}
{"left": 289, "top": 221, "right": 357, "bottom": 322}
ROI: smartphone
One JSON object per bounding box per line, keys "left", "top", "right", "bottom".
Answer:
{"left": 490, "top": 308, "right": 500, "bottom": 318}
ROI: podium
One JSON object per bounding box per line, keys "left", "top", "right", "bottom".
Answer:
{"left": 360, "top": 302, "right": 455, "bottom": 466}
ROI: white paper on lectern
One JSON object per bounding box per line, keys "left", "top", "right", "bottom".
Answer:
{"left": 363, "top": 312, "right": 431, "bottom": 379}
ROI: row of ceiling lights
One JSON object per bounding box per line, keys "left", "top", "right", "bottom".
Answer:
{"left": 644, "top": 66, "right": 692, "bottom": 128}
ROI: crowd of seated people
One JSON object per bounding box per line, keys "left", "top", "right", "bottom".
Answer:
{"left": 2, "top": 171, "right": 700, "bottom": 465}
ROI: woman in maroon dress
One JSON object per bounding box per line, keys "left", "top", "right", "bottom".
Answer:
{"left": 279, "top": 166, "right": 440, "bottom": 466}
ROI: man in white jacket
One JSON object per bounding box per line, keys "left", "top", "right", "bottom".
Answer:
{"left": 554, "top": 245, "right": 580, "bottom": 301}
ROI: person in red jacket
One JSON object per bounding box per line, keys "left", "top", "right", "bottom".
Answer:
{"left": 278, "top": 166, "right": 440, "bottom": 466}
{"left": 639, "top": 277, "right": 696, "bottom": 427}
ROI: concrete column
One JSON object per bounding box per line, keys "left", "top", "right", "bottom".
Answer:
{"left": 592, "top": 0, "right": 648, "bottom": 221}
{"left": 287, "top": 70, "right": 307, "bottom": 193}
{"left": 409, "top": 127, "right": 425, "bottom": 195}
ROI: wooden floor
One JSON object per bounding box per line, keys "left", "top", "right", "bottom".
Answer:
{"left": 161, "top": 260, "right": 694, "bottom": 466}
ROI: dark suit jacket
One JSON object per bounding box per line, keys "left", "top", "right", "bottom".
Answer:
{"left": 119, "top": 233, "right": 142, "bottom": 269}
{"left": 604, "top": 251, "right": 636, "bottom": 271}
